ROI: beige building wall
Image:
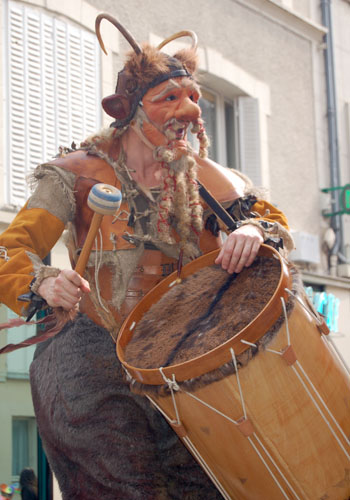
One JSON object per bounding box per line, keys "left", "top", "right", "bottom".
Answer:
{"left": 87, "top": 0, "right": 328, "bottom": 249}
{"left": 0, "top": 378, "right": 36, "bottom": 485}
{"left": 324, "top": 0, "right": 350, "bottom": 370}
{"left": 0, "top": 0, "right": 349, "bottom": 497}
{"left": 332, "top": 0, "right": 350, "bottom": 251}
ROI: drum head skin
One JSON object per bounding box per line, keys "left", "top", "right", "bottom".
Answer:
{"left": 118, "top": 245, "right": 292, "bottom": 385}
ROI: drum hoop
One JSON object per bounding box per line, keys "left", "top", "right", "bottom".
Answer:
{"left": 117, "top": 244, "right": 293, "bottom": 385}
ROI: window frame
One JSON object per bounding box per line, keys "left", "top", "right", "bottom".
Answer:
{"left": 12, "top": 416, "right": 37, "bottom": 480}
{"left": 198, "top": 85, "right": 263, "bottom": 187}
{"left": 199, "top": 86, "right": 231, "bottom": 168}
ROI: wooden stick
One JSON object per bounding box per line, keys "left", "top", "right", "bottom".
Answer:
{"left": 74, "top": 212, "right": 104, "bottom": 276}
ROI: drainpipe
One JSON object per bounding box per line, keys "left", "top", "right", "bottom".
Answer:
{"left": 321, "top": 0, "right": 344, "bottom": 275}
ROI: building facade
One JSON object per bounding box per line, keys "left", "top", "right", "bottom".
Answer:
{"left": 0, "top": 0, "right": 349, "bottom": 495}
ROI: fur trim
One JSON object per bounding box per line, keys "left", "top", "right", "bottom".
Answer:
{"left": 173, "top": 47, "right": 198, "bottom": 76}
{"left": 123, "top": 44, "right": 198, "bottom": 90}
{"left": 27, "top": 164, "right": 76, "bottom": 223}
{"left": 80, "top": 127, "right": 126, "bottom": 151}
{"left": 239, "top": 218, "right": 295, "bottom": 256}
{"left": 125, "top": 44, "right": 170, "bottom": 86}
{"left": 30, "top": 265, "right": 61, "bottom": 295}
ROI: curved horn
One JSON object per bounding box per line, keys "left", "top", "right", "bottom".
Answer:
{"left": 157, "top": 30, "right": 198, "bottom": 51}
{"left": 95, "top": 13, "right": 142, "bottom": 56}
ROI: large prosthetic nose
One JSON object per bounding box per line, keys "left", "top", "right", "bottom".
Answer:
{"left": 175, "top": 96, "right": 201, "bottom": 123}
{"left": 139, "top": 94, "right": 202, "bottom": 151}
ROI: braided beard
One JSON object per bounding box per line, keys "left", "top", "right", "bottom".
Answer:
{"left": 154, "top": 118, "right": 210, "bottom": 258}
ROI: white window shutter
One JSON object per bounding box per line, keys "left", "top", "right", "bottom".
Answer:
{"left": 26, "top": 10, "right": 43, "bottom": 173}
{"left": 236, "top": 96, "right": 262, "bottom": 187}
{"left": 6, "top": 2, "right": 101, "bottom": 207}
{"left": 42, "top": 15, "right": 56, "bottom": 160}
{"left": 55, "top": 20, "right": 70, "bottom": 149}
{"left": 8, "top": 4, "right": 26, "bottom": 205}
{"left": 69, "top": 29, "right": 85, "bottom": 143}
{"left": 82, "top": 34, "right": 101, "bottom": 138}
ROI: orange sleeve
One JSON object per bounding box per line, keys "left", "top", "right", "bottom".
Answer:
{"left": 0, "top": 203, "right": 65, "bottom": 315}
{"left": 251, "top": 199, "right": 289, "bottom": 230}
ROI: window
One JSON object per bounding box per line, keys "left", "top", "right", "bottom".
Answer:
{"left": 224, "top": 100, "right": 236, "bottom": 170}
{"left": 12, "top": 417, "right": 37, "bottom": 477}
{"left": 5, "top": 307, "right": 36, "bottom": 378}
{"left": 4, "top": 1, "right": 101, "bottom": 207}
{"left": 195, "top": 88, "right": 262, "bottom": 186}
{"left": 199, "top": 89, "right": 218, "bottom": 161}
{"left": 236, "top": 97, "right": 262, "bottom": 186}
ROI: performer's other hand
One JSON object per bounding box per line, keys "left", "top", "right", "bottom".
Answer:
{"left": 215, "top": 224, "right": 264, "bottom": 274}
{"left": 38, "top": 269, "right": 91, "bottom": 311}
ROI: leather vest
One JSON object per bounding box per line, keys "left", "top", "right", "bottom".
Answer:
{"left": 48, "top": 147, "right": 222, "bottom": 331}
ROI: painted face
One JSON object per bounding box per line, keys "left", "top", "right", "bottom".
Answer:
{"left": 140, "top": 77, "right": 201, "bottom": 148}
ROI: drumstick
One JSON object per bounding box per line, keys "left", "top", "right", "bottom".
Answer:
{"left": 7, "top": 184, "right": 122, "bottom": 351}
{"left": 74, "top": 183, "right": 122, "bottom": 276}
{"left": 19, "top": 183, "right": 122, "bottom": 322}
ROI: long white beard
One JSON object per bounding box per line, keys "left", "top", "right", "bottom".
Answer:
{"left": 131, "top": 107, "right": 210, "bottom": 258}
{"left": 155, "top": 150, "right": 203, "bottom": 259}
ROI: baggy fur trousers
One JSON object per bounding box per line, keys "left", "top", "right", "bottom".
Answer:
{"left": 30, "top": 314, "right": 222, "bottom": 499}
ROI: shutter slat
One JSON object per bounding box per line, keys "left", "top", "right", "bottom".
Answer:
{"left": 6, "top": 1, "right": 101, "bottom": 206}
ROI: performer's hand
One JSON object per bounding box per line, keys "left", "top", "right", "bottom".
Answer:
{"left": 215, "top": 224, "right": 264, "bottom": 274}
{"left": 38, "top": 269, "right": 91, "bottom": 311}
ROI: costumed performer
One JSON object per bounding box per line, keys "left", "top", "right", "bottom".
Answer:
{"left": 0, "top": 13, "right": 293, "bottom": 499}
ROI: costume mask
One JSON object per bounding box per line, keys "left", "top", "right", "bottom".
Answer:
{"left": 95, "top": 14, "right": 209, "bottom": 256}
{"left": 136, "top": 77, "right": 201, "bottom": 153}
{"left": 96, "top": 15, "right": 196, "bottom": 125}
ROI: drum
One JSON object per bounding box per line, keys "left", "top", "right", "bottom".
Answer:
{"left": 117, "top": 245, "right": 350, "bottom": 500}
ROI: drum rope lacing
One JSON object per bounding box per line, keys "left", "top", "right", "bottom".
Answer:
{"left": 180, "top": 436, "right": 231, "bottom": 500}
{"left": 244, "top": 434, "right": 300, "bottom": 500}
{"left": 280, "top": 294, "right": 350, "bottom": 461}
{"left": 231, "top": 348, "right": 300, "bottom": 500}
{"left": 145, "top": 290, "right": 350, "bottom": 499}
{"left": 148, "top": 370, "right": 231, "bottom": 500}
{"left": 159, "top": 367, "right": 181, "bottom": 425}
{"left": 153, "top": 350, "right": 302, "bottom": 500}
{"left": 284, "top": 288, "right": 324, "bottom": 326}
{"left": 231, "top": 345, "right": 301, "bottom": 499}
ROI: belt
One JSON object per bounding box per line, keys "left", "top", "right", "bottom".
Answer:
{"left": 135, "top": 263, "right": 176, "bottom": 276}
{"left": 127, "top": 263, "right": 176, "bottom": 298}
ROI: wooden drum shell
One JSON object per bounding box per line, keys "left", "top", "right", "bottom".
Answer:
{"left": 117, "top": 246, "right": 350, "bottom": 499}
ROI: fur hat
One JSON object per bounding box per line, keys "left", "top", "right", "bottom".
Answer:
{"left": 95, "top": 14, "right": 199, "bottom": 127}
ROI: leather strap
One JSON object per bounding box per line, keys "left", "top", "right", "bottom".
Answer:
{"left": 197, "top": 180, "right": 238, "bottom": 232}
